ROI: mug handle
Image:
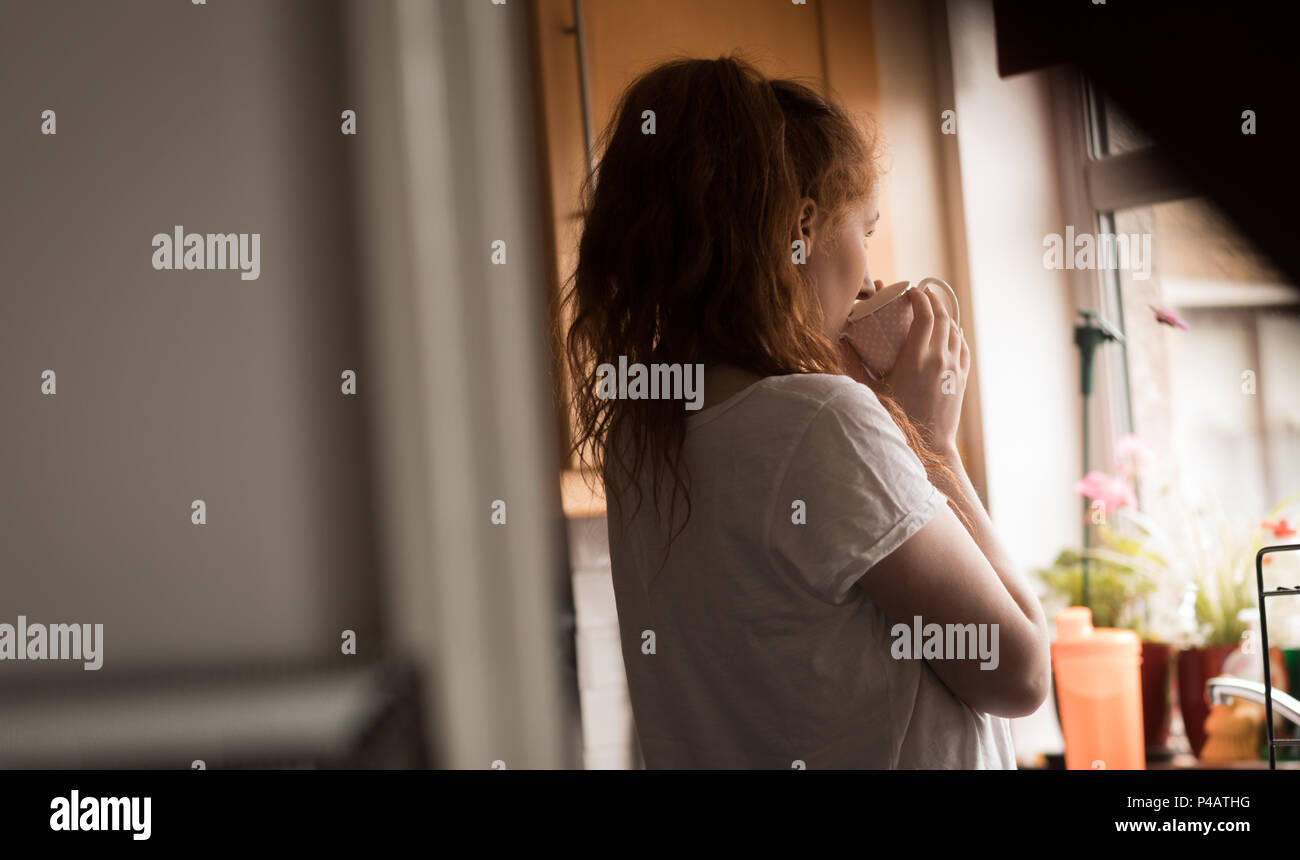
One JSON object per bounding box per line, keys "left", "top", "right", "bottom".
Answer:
{"left": 912, "top": 277, "right": 960, "bottom": 328}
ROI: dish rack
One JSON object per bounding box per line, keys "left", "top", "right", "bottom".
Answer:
{"left": 1257, "top": 541, "right": 1300, "bottom": 769}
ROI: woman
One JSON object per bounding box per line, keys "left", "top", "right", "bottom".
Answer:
{"left": 561, "top": 57, "right": 1049, "bottom": 768}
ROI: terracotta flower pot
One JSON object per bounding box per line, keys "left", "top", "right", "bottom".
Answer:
{"left": 1140, "top": 641, "right": 1174, "bottom": 753}
{"left": 1176, "top": 645, "right": 1236, "bottom": 758}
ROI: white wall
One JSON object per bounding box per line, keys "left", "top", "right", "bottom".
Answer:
{"left": 944, "top": 0, "right": 1081, "bottom": 580}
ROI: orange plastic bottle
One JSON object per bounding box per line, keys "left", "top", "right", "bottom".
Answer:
{"left": 1051, "top": 606, "right": 1145, "bottom": 770}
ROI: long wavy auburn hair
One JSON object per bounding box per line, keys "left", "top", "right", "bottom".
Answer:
{"left": 559, "top": 56, "right": 966, "bottom": 550}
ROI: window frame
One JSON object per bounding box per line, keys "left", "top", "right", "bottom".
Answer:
{"left": 1050, "top": 68, "right": 1299, "bottom": 511}
{"left": 1047, "top": 69, "right": 1196, "bottom": 489}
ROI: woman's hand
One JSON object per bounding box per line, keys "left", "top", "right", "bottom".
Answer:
{"left": 883, "top": 284, "right": 970, "bottom": 452}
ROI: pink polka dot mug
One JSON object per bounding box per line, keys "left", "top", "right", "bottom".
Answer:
{"left": 840, "top": 277, "right": 960, "bottom": 382}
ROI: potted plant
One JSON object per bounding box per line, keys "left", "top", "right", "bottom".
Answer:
{"left": 1035, "top": 503, "right": 1175, "bottom": 754}
{"left": 1173, "top": 494, "right": 1300, "bottom": 757}
{"left": 1036, "top": 441, "right": 1179, "bottom": 754}
{"left": 1039, "top": 428, "right": 1300, "bottom": 759}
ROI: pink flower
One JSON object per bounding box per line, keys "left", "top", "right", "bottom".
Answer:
{"left": 1116, "top": 433, "right": 1155, "bottom": 462}
{"left": 1115, "top": 433, "right": 1156, "bottom": 478}
{"left": 1262, "top": 518, "right": 1298, "bottom": 539}
{"left": 1150, "top": 305, "right": 1190, "bottom": 330}
{"left": 1076, "top": 470, "right": 1137, "bottom": 514}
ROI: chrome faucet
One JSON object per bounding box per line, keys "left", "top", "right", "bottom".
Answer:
{"left": 1206, "top": 676, "right": 1300, "bottom": 727}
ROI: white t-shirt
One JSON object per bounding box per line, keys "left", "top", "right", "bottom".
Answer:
{"left": 605, "top": 373, "right": 1016, "bottom": 769}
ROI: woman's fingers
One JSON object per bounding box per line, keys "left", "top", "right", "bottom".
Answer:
{"left": 901, "top": 286, "right": 935, "bottom": 360}
{"left": 927, "top": 286, "right": 951, "bottom": 350}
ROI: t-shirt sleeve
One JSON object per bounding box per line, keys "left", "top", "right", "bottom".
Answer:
{"left": 767, "top": 381, "right": 948, "bottom": 605}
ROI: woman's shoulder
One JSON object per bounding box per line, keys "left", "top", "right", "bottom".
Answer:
{"left": 751, "top": 374, "right": 905, "bottom": 454}
{"left": 689, "top": 372, "right": 890, "bottom": 440}
{"left": 757, "top": 372, "right": 883, "bottom": 414}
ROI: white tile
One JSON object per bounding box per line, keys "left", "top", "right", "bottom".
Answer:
{"left": 579, "top": 687, "right": 634, "bottom": 748}
{"left": 571, "top": 567, "right": 618, "bottom": 627}
{"left": 583, "top": 742, "right": 636, "bottom": 770}
{"left": 576, "top": 625, "right": 629, "bottom": 691}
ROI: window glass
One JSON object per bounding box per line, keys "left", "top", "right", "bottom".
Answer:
{"left": 1110, "top": 197, "right": 1299, "bottom": 528}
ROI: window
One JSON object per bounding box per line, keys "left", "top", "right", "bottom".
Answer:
{"left": 1061, "top": 78, "right": 1299, "bottom": 543}
{"left": 1109, "top": 196, "right": 1300, "bottom": 523}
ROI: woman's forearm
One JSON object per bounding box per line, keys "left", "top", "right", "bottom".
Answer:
{"left": 933, "top": 445, "right": 1047, "bottom": 636}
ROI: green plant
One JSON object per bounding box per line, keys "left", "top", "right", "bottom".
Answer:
{"left": 1041, "top": 433, "right": 1300, "bottom": 646}
{"left": 1034, "top": 517, "right": 1165, "bottom": 636}
{"left": 1183, "top": 493, "right": 1300, "bottom": 647}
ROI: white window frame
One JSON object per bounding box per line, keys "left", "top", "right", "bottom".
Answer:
{"left": 1047, "top": 68, "right": 1195, "bottom": 479}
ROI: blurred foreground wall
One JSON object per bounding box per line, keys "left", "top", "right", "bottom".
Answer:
{"left": 0, "top": 0, "right": 574, "bottom": 769}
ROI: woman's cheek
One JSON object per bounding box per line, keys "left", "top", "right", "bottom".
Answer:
{"left": 854, "top": 241, "right": 871, "bottom": 288}
{"left": 846, "top": 247, "right": 868, "bottom": 306}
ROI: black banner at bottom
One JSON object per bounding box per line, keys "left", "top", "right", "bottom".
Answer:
{"left": 0, "top": 768, "right": 1287, "bottom": 847}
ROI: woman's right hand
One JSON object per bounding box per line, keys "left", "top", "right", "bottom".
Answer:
{"left": 883, "top": 284, "right": 970, "bottom": 453}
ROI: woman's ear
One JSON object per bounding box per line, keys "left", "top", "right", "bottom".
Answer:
{"left": 796, "top": 197, "right": 818, "bottom": 257}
